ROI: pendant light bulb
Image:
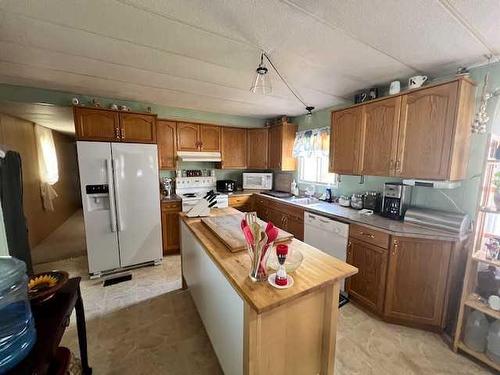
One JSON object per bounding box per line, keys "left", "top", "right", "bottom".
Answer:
{"left": 306, "top": 106, "right": 315, "bottom": 117}
{"left": 250, "top": 53, "right": 272, "bottom": 95}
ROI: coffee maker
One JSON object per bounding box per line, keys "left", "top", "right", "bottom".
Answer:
{"left": 381, "top": 182, "right": 412, "bottom": 220}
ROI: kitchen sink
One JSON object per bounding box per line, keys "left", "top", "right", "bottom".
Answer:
{"left": 286, "top": 197, "right": 320, "bottom": 205}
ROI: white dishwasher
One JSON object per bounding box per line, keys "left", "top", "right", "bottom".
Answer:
{"left": 304, "top": 211, "right": 349, "bottom": 292}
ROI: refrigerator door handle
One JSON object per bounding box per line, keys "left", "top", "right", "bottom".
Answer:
{"left": 106, "top": 159, "right": 117, "bottom": 232}
{"left": 112, "top": 158, "right": 124, "bottom": 232}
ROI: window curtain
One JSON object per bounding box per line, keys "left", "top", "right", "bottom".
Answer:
{"left": 35, "top": 125, "right": 59, "bottom": 211}
{"left": 292, "top": 127, "right": 330, "bottom": 158}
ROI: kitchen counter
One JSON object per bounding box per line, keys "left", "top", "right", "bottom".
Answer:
{"left": 181, "top": 207, "right": 356, "bottom": 312}
{"left": 255, "top": 193, "right": 468, "bottom": 242}
{"left": 160, "top": 194, "right": 182, "bottom": 203}
{"left": 180, "top": 207, "right": 357, "bottom": 375}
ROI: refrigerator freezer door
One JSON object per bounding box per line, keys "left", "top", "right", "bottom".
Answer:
{"left": 77, "top": 141, "right": 120, "bottom": 274}
{"left": 111, "top": 143, "right": 162, "bottom": 267}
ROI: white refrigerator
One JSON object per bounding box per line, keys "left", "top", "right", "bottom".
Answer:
{"left": 77, "top": 141, "right": 162, "bottom": 276}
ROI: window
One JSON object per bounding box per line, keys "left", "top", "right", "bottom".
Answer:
{"left": 298, "top": 154, "right": 336, "bottom": 185}
{"left": 293, "top": 126, "right": 337, "bottom": 185}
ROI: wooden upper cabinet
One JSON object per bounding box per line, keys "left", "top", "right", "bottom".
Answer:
{"left": 74, "top": 107, "right": 120, "bottom": 141}
{"left": 268, "top": 123, "right": 297, "bottom": 171}
{"left": 346, "top": 238, "right": 388, "bottom": 314}
{"left": 330, "top": 108, "right": 362, "bottom": 174}
{"left": 221, "top": 127, "right": 247, "bottom": 169}
{"left": 176, "top": 123, "right": 220, "bottom": 152}
{"left": 74, "top": 107, "right": 157, "bottom": 143}
{"left": 247, "top": 128, "right": 269, "bottom": 169}
{"left": 200, "top": 125, "right": 221, "bottom": 152}
{"left": 384, "top": 237, "right": 452, "bottom": 328}
{"left": 268, "top": 125, "right": 282, "bottom": 170}
{"left": 177, "top": 122, "right": 200, "bottom": 151}
{"left": 359, "top": 97, "right": 401, "bottom": 176}
{"left": 119, "top": 113, "right": 156, "bottom": 143}
{"left": 329, "top": 78, "right": 475, "bottom": 180}
{"left": 157, "top": 120, "right": 177, "bottom": 170}
{"left": 396, "top": 82, "right": 458, "bottom": 179}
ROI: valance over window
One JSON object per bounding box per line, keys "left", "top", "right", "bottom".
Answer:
{"left": 292, "top": 127, "right": 330, "bottom": 158}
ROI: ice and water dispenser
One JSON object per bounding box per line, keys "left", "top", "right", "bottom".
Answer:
{"left": 85, "top": 184, "right": 111, "bottom": 211}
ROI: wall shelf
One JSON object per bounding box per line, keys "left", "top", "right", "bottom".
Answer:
{"left": 464, "top": 294, "right": 500, "bottom": 320}
{"left": 472, "top": 250, "right": 500, "bottom": 267}
{"left": 457, "top": 342, "right": 500, "bottom": 372}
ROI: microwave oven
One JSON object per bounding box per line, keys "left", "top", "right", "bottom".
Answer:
{"left": 243, "top": 173, "right": 273, "bottom": 190}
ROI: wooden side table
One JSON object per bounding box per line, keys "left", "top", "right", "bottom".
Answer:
{"left": 8, "top": 277, "right": 92, "bottom": 375}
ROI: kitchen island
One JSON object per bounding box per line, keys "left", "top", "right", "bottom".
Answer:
{"left": 180, "top": 207, "right": 357, "bottom": 375}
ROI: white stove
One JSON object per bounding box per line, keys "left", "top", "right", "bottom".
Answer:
{"left": 176, "top": 176, "right": 228, "bottom": 212}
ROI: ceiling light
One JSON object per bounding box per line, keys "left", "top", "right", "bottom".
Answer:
{"left": 250, "top": 53, "right": 272, "bottom": 95}
{"left": 251, "top": 52, "right": 314, "bottom": 116}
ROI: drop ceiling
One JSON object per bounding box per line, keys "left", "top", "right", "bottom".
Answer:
{"left": 0, "top": 0, "right": 498, "bottom": 119}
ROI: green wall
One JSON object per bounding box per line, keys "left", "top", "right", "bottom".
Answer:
{"left": 292, "top": 62, "right": 500, "bottom": 219}
{"left": 0, "top": 84, "right": 265, "bottom": 128}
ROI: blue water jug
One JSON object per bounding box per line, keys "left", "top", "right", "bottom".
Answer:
{"left": 0, "top": 257, "right": 36, "bottom": 373}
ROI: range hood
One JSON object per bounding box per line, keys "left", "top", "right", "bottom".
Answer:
{"left": 177, "top": 151, "right": 222, "bottom": 162}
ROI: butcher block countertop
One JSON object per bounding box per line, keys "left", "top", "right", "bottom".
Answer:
{"left": 180, "top": 207, "right": 358, "bottom": 313}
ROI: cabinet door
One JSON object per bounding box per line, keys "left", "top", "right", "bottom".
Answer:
{"left": 157, "top": 120, "right": 177, "bottom": 169}
{"left": 330, "top": 108, "right": 362, "bottom": 174}
{"left": 247, "top": 128, "right": 269, "bottom": 169}
{"left": 384, "top": 237, "right": 452, "bottom": 328}
{"left": 346, "top": 239, "right": 388, "bottom": 314}
{"left": 161, "top": 203, "right": 181, "bottom": 255}
{"left": 359, "top": 98, "right": 400, "bottom": 176}
{"left": 74, "top": 107, "right": 120, "bottom": 141}
{"left": 268, "top": 125, "right": 283, "bottom": 169}
{"left": 177, "top": 123, "right": 200, "bottom": 151}
{"left": 396, "top": 82, "right": 458, "bottom": 179}
{"left": 200, "top": 125, "right": 221, "bottom": 152}
{"left": 119, "top": 113, "right": 156, "bottom": 143}
{"left": 282, "top": 215, "right": 304, "bottom": 241}
{"left": 221, "top": 127, "right": 247, "bottom": 169}
{"left": 254, "top": 196, "right": 269, "bottom": 221}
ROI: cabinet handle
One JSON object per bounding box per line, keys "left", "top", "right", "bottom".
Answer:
{"left": 115, "top": 127, "right": 120, "bottom": 139}
{"left": 120, "top": 128, "right": 125, "bottom": 139}
{"left": 347, "top": 241, "right": 352, "bottom": 257}
{"left": 395, "top": 160, "right": 402, "bottom": 173}
{"left": 359, "top": 231, "right": 375, "bottom": 239}
{"left": 392, "top": 240, "right": 399, "bottom": 256}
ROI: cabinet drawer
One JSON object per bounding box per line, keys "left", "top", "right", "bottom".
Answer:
{"left": 228, "top": 195, "right": 251, "bottom": 207}
{"left": 349, "top": 224, "right": 389, "bottom": 249}
{"left": 162, "top": 201, "right": 181, "bottom": 211}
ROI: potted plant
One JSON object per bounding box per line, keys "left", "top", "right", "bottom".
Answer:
{"left": 493, "top": 171, "right": 500, "bottom": 209}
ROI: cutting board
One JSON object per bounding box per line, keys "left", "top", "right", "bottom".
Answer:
{"left": 201, "top": 213, "right": 294, "bottom": 252}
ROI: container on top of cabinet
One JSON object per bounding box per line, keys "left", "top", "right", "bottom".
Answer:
{"left": 329, "top": 77, "right": 476, "bottom": 181}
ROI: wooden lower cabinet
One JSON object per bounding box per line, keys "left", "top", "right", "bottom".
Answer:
{"left": 253, "top": 195, "right": 304, "bottom": 241}
{"left": 228, "top": 195, "right": 252, "bottom": 212}
{"left": 161, "top": 201, "right": 181, "bottom": 255}
{"left": 345, "top": 229, "right": 461, "bottom": 331}
{"left": 384, "top": 236, "right": 452, "bottom": 329}
{"left": 346, "top": 238, "right": 388, "bottom": 314}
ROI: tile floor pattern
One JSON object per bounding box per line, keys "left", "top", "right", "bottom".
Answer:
{"left": 34, "top": 256, "right": 492, "bottom": 375}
